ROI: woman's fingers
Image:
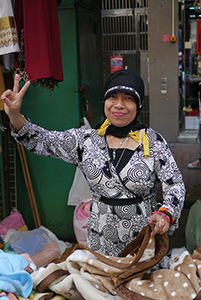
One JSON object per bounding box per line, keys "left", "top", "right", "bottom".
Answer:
{"left": 148, "top": 215, "right": 169, "bottom": 236}
{"left": 1, "top": 76, "right": 30, "bottom": 103}
{"left": 19, "top": 80, "right": 30, "bottom": 98}
{"left": 1, "top": 76, "right": 30, "bottom": 119}
{"left": 13, "top": 74, "right": 30, "bottom": 98}
{"left": 13, "top": 74, "right": 20, "bottom": 93}
{"left": 1, "top": 89, "right": 13, "bottom": 99}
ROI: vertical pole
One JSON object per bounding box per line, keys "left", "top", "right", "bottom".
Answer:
{"left": 172, "top": 0, "right": 175, "bottom": 37}
{"left": 0, "top": 112, "right": 7, "bottom": 219}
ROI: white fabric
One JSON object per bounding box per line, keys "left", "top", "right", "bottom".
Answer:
{"left": 0, "top": 0, "right": 20, "bottom": 56}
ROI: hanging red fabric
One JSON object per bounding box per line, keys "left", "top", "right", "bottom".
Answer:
{"left": 14, "top": 0, "right": 63, "bottom": 89}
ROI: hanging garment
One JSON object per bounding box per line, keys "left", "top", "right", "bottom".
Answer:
{"left": 0, "top": 0, "right": 20, "bottom": 72}
{"left": 0, "top": 0, "right": 20, "bottom": 56}
{"left": 14, "top": 0, "right": 64, "bottom": 90}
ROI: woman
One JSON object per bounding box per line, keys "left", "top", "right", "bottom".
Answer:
{"left": 1, "top": 70, "right": 185, "bottom": 257}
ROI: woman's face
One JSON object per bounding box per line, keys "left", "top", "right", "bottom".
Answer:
{"left": 104, "top": 91, "right": 138, "bottom": 127}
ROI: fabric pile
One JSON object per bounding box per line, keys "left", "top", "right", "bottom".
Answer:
{"left": 22, "top": 225, "right": 196, "bottom": 300}
{"left": 2, "top": 219, "right": 201, "bottom": 300}
{"left": 0, "top": 211, "right": 68, "bottom": 300}
{"left": 29, "top": 224, "right": 201, "bottom": 300}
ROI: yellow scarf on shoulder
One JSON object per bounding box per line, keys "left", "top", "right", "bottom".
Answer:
{"left": 97, "top": 118, "right": 149, "bottom": 158}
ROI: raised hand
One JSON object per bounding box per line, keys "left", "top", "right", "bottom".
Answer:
{"left": 1, "top": 74, "right": 30, "bottom": 118}
{"left": 1, "top": 74, "right": 30, "bottom": 132}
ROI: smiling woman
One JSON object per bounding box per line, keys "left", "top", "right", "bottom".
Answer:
{"left": 104, "top": 91, "right": 138, "bottom": 127}
{"left": 1, "top": 69, "right": 185, "bottom": 260}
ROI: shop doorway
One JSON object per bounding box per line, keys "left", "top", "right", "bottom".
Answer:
{"left": 101, "top": 0, "right": 149, "bottom": 126}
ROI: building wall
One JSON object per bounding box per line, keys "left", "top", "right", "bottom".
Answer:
{"left": 16, "top": 7, "right": 79, "bottom": 242}
{"left": 15, "top": 0, "right": 103, "bottom": 242}
{"left": 148, "top": 0, "right": 179, "bottom": 142}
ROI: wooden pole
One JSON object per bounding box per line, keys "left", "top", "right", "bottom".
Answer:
{"left": 16, "top": 143, "right": 41, "bottom": 228}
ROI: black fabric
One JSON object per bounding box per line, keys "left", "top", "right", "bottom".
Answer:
{"left": 95, "top": 70, "right": 147, "bottom": 134}
{"left": 99, "top": 196, "right": 143, "bottom": 206}
{"left": 103, "top": 69, "right": 144, "bottom": 108}
{"left": 101, "top": 70, "right": 146, "bottom": 137}
{"left": 109, "top": 148, "right": 134, "bottom": 173}
{"left": 106, "top": 119, "right": 146, "bottom": 138}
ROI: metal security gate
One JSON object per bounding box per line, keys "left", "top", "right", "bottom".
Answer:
{"left": 101, "top": 0, "right": 149, "bottom": 126}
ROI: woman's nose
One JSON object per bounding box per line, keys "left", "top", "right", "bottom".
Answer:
{"left": 114, "top": 97, "right": 124, "bottom": 107}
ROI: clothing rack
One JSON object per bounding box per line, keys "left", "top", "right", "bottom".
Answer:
{"left": 0, "top": 111, "right": 11, "bottom": 219}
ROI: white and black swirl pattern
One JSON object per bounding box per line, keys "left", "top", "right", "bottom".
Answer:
{"left": 127, "top": 163, "right": 149, "bottom": 183}
{"left": 90, "top": 130, "right": 106, "bottom": 149}
{"left": 121, "top": 219, "right": 131, "bottom": 229}
{"left": 102, "top": 224, "right": 119, "bottom": 243}
{"left": 114, "top": 205, "right": 135, "bottom": 219}
{"left": 83, "top": 159, "right": 102, "bottom": 180}
{"left": 97, "top": 201, "right": 108, "bottom": 215}
{"left": 121, "top": 233, "right": 130, "bottom": 243}
{"left": 62, "top": 132, "right": 77, "bottom": 152}
{"left": 89, "top": 232, "right": 102, "bottom": 252}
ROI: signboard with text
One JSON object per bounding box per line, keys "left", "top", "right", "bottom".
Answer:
{"left": 110, "top": 55, "right": 123, "bottom": 73}
{"left": 197, "top": 20, "right": 201, "bottom": 55}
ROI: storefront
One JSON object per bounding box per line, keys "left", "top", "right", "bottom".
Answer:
{"left": 183, "top": 0, "right": 201, "bottom": 131}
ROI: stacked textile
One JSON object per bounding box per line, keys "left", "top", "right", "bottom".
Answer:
{"left": 30, "top": 224, "right": 201, "bottom": 300}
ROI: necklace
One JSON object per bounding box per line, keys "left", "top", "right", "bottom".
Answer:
{"left": 109, "top": 135, "right": 129, "bottom": 160}
{"left": 112, "top": 138, "right": 129, "bottom": 170}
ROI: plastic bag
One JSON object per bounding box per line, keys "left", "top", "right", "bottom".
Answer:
{"left": 73, "top": 200, "right": 91, "bottom": 245}
{"left": 4, "top": 226, "right": 67, "bottom": 268}
{"left": 185, "top": 199, "right": 201, "bottom": 254}
{"left": 68, "top": 168, "right": 92, "bottom": 206}
{"left": 67, "top": 117, "right": 92, "bottom": 206}
{"left": 68, "top": 118, "right": 92, "bottom": 244}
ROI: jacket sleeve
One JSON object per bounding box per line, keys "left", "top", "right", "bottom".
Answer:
{"left": 10, "top": 115, "right": 80, "bottom": 166}
{"left": 152, "top": 131, "right": 186, "bottom": 233}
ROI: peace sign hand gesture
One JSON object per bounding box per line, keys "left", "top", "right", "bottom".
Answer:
{"left": 1, "top": 74, "right": 30, "bottom": 132}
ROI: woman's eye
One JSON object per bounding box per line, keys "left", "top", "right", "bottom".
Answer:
{"left": 125, "top": 96, "right": 134, "bottom": 101}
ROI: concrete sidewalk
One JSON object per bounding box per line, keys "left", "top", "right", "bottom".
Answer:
{"left": 166, "top": 143, "right": 200, "bottom": 205}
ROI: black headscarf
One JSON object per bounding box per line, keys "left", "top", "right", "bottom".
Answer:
{"left": 102, "top": 69, "right": 146, "bottom": 138}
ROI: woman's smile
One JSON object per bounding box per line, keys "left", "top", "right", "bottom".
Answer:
{"left": 112, "top": 112, "right": 126, "bottom": 117}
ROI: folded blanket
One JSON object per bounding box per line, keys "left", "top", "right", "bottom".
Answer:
{"left": 31, "top": 225, "right": 168, "bottom": 299}
{"left": 0, "top": 250, "right": 33, "bottom": 297}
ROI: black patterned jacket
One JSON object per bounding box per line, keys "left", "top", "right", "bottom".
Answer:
{"left": 11, "top": 116, "right": 186, "bottom": 235}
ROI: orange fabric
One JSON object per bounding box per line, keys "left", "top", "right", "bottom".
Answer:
{"left": 17, "top": 224, "right": 28, "bottom": 233}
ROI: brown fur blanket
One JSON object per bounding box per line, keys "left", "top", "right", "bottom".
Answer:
{"left": 31, "top": 225, "right": 201, "bottom": 300}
